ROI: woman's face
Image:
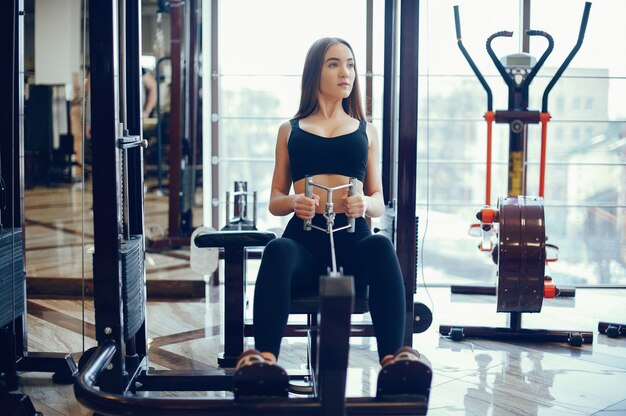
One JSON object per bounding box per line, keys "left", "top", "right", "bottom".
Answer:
{"left": 318, "top": 42, "right": 355, "bottom": 100}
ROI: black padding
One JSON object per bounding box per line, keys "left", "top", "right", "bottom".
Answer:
{"left": 194, "top": 230, "right": 275, "bottom": 248}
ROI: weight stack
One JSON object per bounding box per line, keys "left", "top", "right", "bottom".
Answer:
{"left": 121, "top": 235, "right": 145, "bottom": 341}
{"left": 0, "top": 229, "right": 25, "bottom": 328}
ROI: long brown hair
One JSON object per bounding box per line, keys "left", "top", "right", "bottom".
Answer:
{"left": 294, "top": 37, "right": 365, "bottom": 121}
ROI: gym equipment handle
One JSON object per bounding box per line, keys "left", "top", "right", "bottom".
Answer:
{"left": 347, "top": 177, "right": 357, "bottom": 233}
{"left": 486, "top": 31, "right": 515, "bottom": 89}
{"left": 453, "top": 5, "right": 493, "bottom": 111}
{"left": 523, "top": 31, "right": 554, "bottom": 89}
{"left": 542, "top": 1, "right": 592, "bottom": 112}
{"left": 303, "top": 176, "right": 357, "bottom": 233}
{"left": 303, "top": 176, "right": 313, "bottom": 231}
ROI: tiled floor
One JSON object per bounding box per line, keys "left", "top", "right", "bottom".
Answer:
{"left": 7, "top": 183, "right": 626, "bottom": 415}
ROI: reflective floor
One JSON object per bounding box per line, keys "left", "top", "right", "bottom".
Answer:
{"left": 11, "top": 184, "right": 626, "bottom": 415}
{"left": 17, "top": 288, "right": 626, "bottom": 416}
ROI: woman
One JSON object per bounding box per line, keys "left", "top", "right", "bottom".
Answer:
{"left": 240, "top": 37, "right": 408, "bottom": 370}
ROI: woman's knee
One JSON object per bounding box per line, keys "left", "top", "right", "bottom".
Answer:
{"left": 264, "top": 238, "right": 298, "bottom": 258}
{"left": 257, "top": 238, "right": 299, "bottom": 284}
{"left": 357, "top": 235, "right": 403, "bottom": 281}
{"left": 360, "top": 234, "right": 396, "bottom": 256}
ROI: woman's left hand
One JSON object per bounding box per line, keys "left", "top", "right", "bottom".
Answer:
{"left": 343, "top": 194, "right": 367, "bottom": 218}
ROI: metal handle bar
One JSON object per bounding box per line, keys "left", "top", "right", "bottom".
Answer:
{"left": 453, "top": 5, "right": 493, "bottom": 111}
{"left": 486, "top": 31, "right": 515, "bottom": 89}
{"left": 542, "top": 1, "right": 592, "bottom": 112}
{"left": 523, "top": 30, "right": 554, "bottom": 88}
{"left": 303, "top": 176, "right": 356, "bottom": 234}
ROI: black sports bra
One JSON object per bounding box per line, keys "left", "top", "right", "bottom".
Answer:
{"left": 287, "top": 118, "right": 369, "bottom": 183}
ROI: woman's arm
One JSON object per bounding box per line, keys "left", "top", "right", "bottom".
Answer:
{"left": 268, "top": 122, "right": 318, "bottom": 218}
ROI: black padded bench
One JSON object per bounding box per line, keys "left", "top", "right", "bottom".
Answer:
{"left": 195, "top": 230, "right": 373, "bottom": 368}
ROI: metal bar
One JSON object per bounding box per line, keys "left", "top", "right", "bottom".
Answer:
{"left": 453, "top": 6, "right": 493, "bottom": 111}
{"left": 76, "top": 343, "right": 428, "bottom": 415}
{"left": 365, "top": 0, "right": 373, "bottom": 120}
{"left": 168, "top": 0, "right": 184, "bottom": 238}
{"left": 125, "top": 0, "right": 144, "bottom": 237}
{"left": 188, "top": 0, "right": 200, "bottom": 216}
{"left": 439, "top": 325, "right": 593, "bottom": 343}
{"left": 396, "top": 0, "right": 419, "bottom": 347}
{"left": 211, "top": 0, "right": 220, "bottom": 229}
{"left": 124, "top": 0, "right": 147, "bottom": 359}
{"left": 0, "top": 0, "right": 24, "bottom": 231}
{"left": 381, "top": 0, "right": 396, "bottom": 205}
{"left": 89, "top": 0, "right": 126, "bottom": 393}
{"left": 522, "top": 0, "right": 530, "bottom": 53}
{"left": 541, "top": 2, "right": 592, "bottom": 113}
{"left": 155, "top": 56, "right": 171, "bottom": 194}
{"left": 0, "top": 0, "right": 26, "bottom": 362}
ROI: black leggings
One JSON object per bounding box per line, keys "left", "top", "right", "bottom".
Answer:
{"left": 253, "top": 214, "right": 406, "bottom": 360}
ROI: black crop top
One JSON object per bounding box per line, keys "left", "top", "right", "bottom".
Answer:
{"left": 287, "top": 118, "right": 369, "bottom": 182}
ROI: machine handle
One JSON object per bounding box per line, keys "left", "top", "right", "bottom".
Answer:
{"left": 454, "top": 6, "right": 462, "bottom": 39}
{"left": 523, "top": 31, "right": 554, "bottom": 88}
{"left": 347, "top": 177, "right": 357, "bottom": 233}
{"left": 486, "top": 31, "right": 515, "bottom": 89}
{"left": 542, "top": 1, "right": 592, "bottom": 112}
{"left": 453, "top": 5, "right": 493, "bottom": 110}
{"left": 303, "top": 176, "right": 313, "bottom": 231}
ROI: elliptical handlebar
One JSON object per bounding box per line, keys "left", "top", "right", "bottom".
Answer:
{"left": 486, "top": 31, "right": 515, "bottom": 89}
{"left": 453, "top": 5, "right": 493, "bottom": 111}
{"left": 453, "top": 6, "right": 462, "bottom": 39}
{"left": 541, "top": 1, "right": 592, "bottom": 113}
{"left": 524, "top": 30, "right": 554, "bottom": 88}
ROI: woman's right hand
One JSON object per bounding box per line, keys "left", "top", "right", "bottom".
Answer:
{"left": 292, "top": 193, "right": 319, "bottom": 220}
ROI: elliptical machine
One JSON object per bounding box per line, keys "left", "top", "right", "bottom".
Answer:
{"left": 439, "top": 3, "right": 594, "bottom": 346}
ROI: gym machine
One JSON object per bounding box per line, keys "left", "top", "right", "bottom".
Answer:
{"left": 192, "top": 177, "right": 431, "bottom": 414}
{"left": 192, "top": 174, "right": 432, "bottom": 370}
{"left": 1, "top": 3, "right": 77, "bottom": 415}
{"left": 75, "top": 1, "right": 430, "bottom": 414}
{"left": 439, "top": 3, "right": 594, "bottom": 346}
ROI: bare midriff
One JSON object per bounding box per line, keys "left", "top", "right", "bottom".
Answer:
{"left": 293, "top": 174, "right": 364, "bottom": 214}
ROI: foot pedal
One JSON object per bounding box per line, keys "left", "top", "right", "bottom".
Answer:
{"left": 233, "top": 362, "right": 289, "bottom": 399}
{"left": 376, "top": 348, "right": 432, "bottom": 399}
